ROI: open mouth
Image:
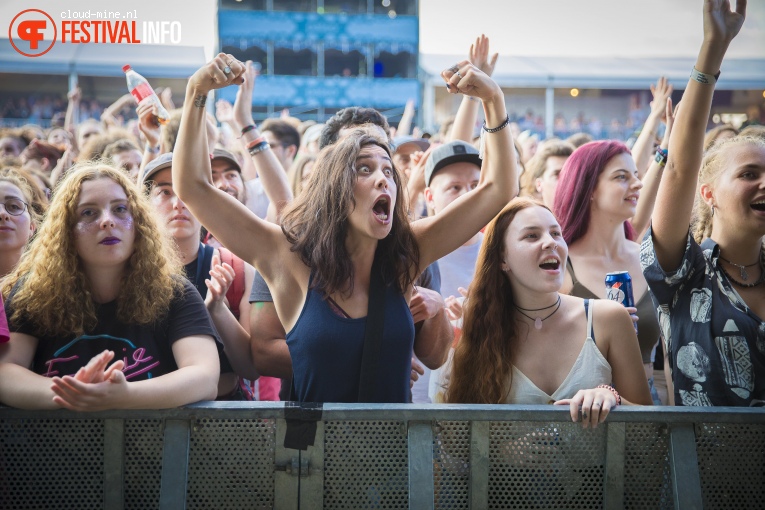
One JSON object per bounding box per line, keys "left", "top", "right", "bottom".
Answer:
{"left": 539, "top": 257, "right": 560, "bottom": 271}
{"left": 373, "top": 196, "right": 390, "bottom": 221}
{"left": 752, "top": 199, "right": 765, "bottom": 212}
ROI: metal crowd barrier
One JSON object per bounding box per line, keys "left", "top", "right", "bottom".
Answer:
{"left": 1, "top": 403, "right": 763, "bottom": 509}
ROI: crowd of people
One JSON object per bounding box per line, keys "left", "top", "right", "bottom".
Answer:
{"left": 0, "top": 1, "right": 762, "bottom": 423}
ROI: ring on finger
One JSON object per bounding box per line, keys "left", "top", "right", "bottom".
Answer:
{"left": 448, "top": 64, "right": 460, "bottom": 73}
{"left": 455, "top": 70, "right": 463, "bottom": 79}
{"left": 223, "top": 66, "right": 232, "bottom": 75}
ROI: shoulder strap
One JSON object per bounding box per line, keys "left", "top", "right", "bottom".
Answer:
{"left": 196, "top": 243, "right": 216, "bottom": 300}
{"left": 357, "top": 250, "right": 387, "bottom": 402}
{"left": 566, "top": 258, "right": 579, "bottom": 285}
{"left": 585, "top": 299, "right": 595, "bottom": 344}
{"left": 219, "top": 247, "right": 246, "bottom": 319}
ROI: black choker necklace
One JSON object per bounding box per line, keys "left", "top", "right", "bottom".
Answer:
{"left": 719, "top": 256, "right": 760, "bottom": 281}
{"left": 720, "top": 264, "right": 765, "bottom": 288}
{"left": 515, "top": 295, "right": 562, "bottom": 330}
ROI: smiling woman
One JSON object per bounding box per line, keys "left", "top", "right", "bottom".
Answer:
{"left": 0, "top": 163, "right": 220, "bottom": 411}
{"left": 553, "top": 141, "right": 663, "bottom": 403}
{"left": 446, "top": 198, "right": 652, "bottom": 427}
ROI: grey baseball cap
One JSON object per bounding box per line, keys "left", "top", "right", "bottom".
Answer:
{"left": 424, "top": 140, "right": 481, "bottom": 186}
{"left": 141, "top": 151, "right": 173, "bottom": 184}
{"left": 392, "top": 136, "right": 430, "bottom": 154}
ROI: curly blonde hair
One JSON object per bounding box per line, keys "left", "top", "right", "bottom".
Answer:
{"left": 692, "top": 135, "right": 765, "bottom": 244}
{"left": 3, "top": 162, "right": 183, "bottom": 337}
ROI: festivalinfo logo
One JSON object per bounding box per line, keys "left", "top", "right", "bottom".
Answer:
{"left": 9, "top": 8, "right": 182, "bottom": 57}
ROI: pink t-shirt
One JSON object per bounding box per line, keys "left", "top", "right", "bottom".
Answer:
{"left": 0, "top": 294, "right": 10, "bottom": 343}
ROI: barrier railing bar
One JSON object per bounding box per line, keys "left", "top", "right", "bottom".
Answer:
{"left": 668, "top": 423, "right": 704, "bottom": 510}
{"left": 469, "top": 420, "right": 489, "bottom": 509}
{"left": 408, "top": 421, "right": 435, "bottom": 510}
{"left": 159, "top": 419, "right": 191, "bottom": 510}
{"left": 103, "top": 418, "right": 125, "bottom": 510}
{"left": 603, "top": 421, "right": 625, "bottom": 510}
{"left": 3, "top": 404, "right": 762, "bottom": 424}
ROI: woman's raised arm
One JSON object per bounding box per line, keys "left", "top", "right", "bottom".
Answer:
{"left": 173, "top": 54, "right": 289, "bottom": 277}
{"left": 650, "top": 0, "right": 746, "bottom": 271}
{"left": 413, "top": 61, "right": 518, "bottom": 272}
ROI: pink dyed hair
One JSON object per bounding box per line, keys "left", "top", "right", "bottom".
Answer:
{"left": 553, "top": 140, "right": 637, "bottom": 246}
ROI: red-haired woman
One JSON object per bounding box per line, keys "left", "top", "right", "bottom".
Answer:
{"left": 642, "top": 1, "right": 762, "bottom": 407}
{"left": 446, "top": 198, "right": 651, "bottom": 426}
{"left": 553, "top": 141, "right": 663, "bottom": 403}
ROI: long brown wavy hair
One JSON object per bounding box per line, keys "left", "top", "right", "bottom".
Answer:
{"left": 280, "top": 130, "right": 419, "bottom": 296}
{"left": 3, "top": 162, "right": 183, "bottom": 337}
{"left": 446, "top": 197, "right": 549, "bottom": 404}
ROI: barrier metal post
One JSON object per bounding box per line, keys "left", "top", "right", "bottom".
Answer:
{"left": 159, "top": 419, "right": 191, "bottom": 510}
{"left": 408, "top": 420, "right": 435, "bottom": 510}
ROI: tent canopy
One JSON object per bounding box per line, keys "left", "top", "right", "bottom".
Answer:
{"left": 420, "top": 54, "right": 765, "bottom": 90}
{"left": 0, "top": 39, "right": 205, "bottom": 79}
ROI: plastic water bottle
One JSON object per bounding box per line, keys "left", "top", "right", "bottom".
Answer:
{"left": 122, "top": 64, "right": 170, "bottom": 125}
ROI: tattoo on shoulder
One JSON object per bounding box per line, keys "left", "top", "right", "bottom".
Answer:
{"left": 193, "top": 95, "right": 207, "bottom": 108}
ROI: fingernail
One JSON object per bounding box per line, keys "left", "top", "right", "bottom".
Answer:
{"left": 446, "top": 83, "right": 451, "bottom": 90}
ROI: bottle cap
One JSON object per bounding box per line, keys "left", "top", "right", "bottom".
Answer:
{"left": 122, "top": 64, "right": 131, "bottom": 73}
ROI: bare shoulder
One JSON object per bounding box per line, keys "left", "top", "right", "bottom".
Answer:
{"left": 591, "top": 299, "right": 633, "bottom": 345}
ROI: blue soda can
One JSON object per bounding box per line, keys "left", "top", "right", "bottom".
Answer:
{"left": 605, "top": 271, "right": 638, "bottom": 333}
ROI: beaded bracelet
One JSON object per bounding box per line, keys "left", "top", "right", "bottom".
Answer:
{"left": 596, "top": 384, "right": 621, "bottom": 406}
{"left": 240, "top": 124, "right": 257, "bottom": 136}
{"left": 482, "top": 114, "right": 510, "bottom": 133}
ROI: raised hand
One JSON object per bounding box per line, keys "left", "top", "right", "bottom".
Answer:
{"left": 649, "top": 77, "right": 673, "bottom": 121}
{"left": 136, "top": 101, "right": 161, "bottom": 148}
{"left": 703, "top": 0, "right": 746, "bottom": 44}
{"left": 442, "top": 60, "right": 502, "bottom": 102}
{"left": 661, "top": 98, "right": 678, "bottom": 149}
{"left": 233, "top": 60, "right": 259, "bottom": 130}
{"left": 469, "top": 34, "right": 498, "bottom": 77}
{"left": 215, "top": 99, "right": 235, "bottom": 125}
{"left": 67, "top": 86, "right": 82, "bottom": 103}
{"left": 188, "top": 53, "right": 246, "bottom": 96}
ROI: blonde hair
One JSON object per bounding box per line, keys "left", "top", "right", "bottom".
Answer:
{"left": 693, "top": 135, "right": 765, "bottom": 244}
{"left": 3, "top": 162, "right": 183, "bottom": 337}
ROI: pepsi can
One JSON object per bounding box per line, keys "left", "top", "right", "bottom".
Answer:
{"left": 605, "top": 271, "right": 637, "bottom": 333}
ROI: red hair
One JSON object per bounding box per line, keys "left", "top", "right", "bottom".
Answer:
{"left": 553, "top": 140, "right": 636, "bottom": 246}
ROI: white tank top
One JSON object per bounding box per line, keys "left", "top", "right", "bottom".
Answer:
{"left": 504, "top": 299, "right": 613, "bottom": 404}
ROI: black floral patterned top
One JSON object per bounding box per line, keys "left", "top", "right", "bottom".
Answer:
{"left": 640, "top": 227, "right": 765, "bottom": 406}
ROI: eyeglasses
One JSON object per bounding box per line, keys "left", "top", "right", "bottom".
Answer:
{"left": 0, "top": 198, "right": 29, "bottom": 216}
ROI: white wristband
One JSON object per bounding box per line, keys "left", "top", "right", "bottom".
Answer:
{"left": 690, "top": 66, "right": 720, "bottom": 85}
